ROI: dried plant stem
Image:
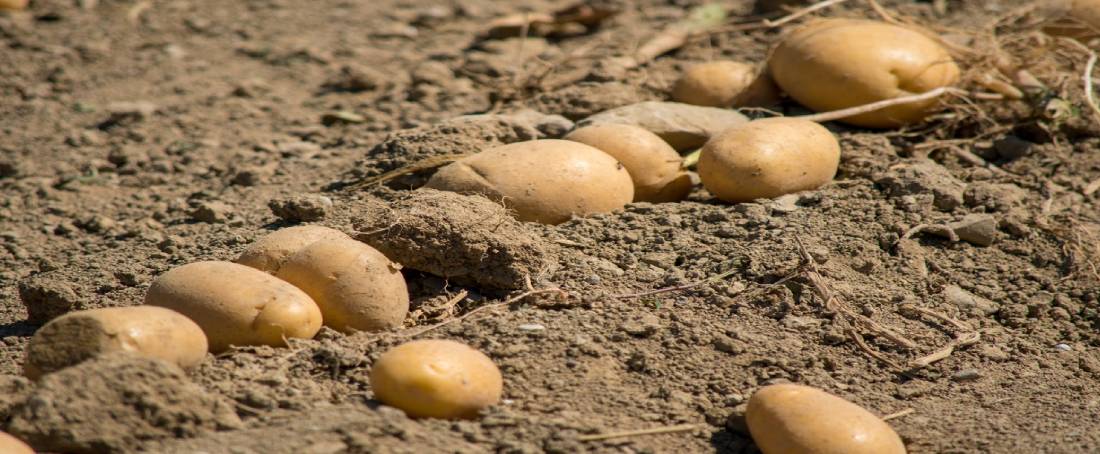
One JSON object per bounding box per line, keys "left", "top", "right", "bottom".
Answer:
{"left": 764, "top": 0, "right": 850, "bottom": 28}
{"left": 346, "top": 153, "right": 471, "bottom": 191}
{"left": 403, "top": 287, "right": 568, "bottom": 338}
{"left": 796, "top": 87, "right": 966, "bottom": 123}
{"left": 1062, "top": 38, "right": 1100, "bottom": 125}
{"left": 882, "top": 408, "right": 915, "bottom": 421}
{"left": 614, "top": 267, "right": 739, "bottom": 299}
{"left": 578, "top": 424, "right": 698, "bottom": 442}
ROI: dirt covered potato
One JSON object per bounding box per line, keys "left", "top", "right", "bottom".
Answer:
{"left": 236, "top": 225, "right": 351, "bottom": 274}
{"left": 275, "top": 237, "right": 409, "bottom": 333}
{"left": 768, "top": 19, "right": 960, "bottom": 128}
{"left": 0, "top": 432, "right": 33, "bottom": 454}
{"left": 23, "top": 306, "right": 207, "bottom": 379}
{"left": 698, "top": 117, "right": 839, "bottom": 202}
{"left": 145, "top": 261, "right": 323, "bottom": 352}
{"left": 671, "top": 61, "right": 779, "bottom": 108}
{"left": 424, "top": 139, "right": 634, "bottom": 224}
{"left": 747, "top": 384, "right": 906, "bottom": 454}
{"left": 370, "top": 339, "right": 503, "bottom": 419}
{"left": 564, "top": 124, "right": 693, "bottom": 203}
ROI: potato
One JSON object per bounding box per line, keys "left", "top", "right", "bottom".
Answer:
{"left": 23, "top": 306, "right": 207, "bottom": 380}
{"left": 564, "top": 124, "right": 693, "bottom": 203}
{"left": 747, "top": 384, "right": 906, "bottom": 454}
{"left": 768, "top": 19, "right": 960, "bottom": 128}
{"left": 0, "top": 0, "right": 28, "bottom": 11}
{"left": 145, "top": 261, "right": 322, "bottom": 352}
{"left": 1043, "top": 0, "right": 1100, "bottom": 38}
{"left": 275, "top": 237, "right": 409, "bottom": 333}
{"left": 424, "top": 139, "right": 634, "bottom": 224}
{"left": 236, "top": 225, "right": 350, "bottom": 274}
{"left": 671, "top": 61, "right": 779, "bottom": 108}
{"left": 698, "top": 117, "right": 839, "bottom": 202}
{"left": 0, "top": 432, "right": 33, "bottom": 454}
{"left": 370, "top": 339, "right": 503, "bottom": 419}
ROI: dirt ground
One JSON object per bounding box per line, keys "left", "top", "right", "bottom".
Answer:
{"left": 2, "top": 0, "right": 1100, "bottom": 452}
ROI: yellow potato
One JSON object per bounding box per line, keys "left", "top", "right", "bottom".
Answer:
{"left": 23, "top": 306, "right": 207, "bottom": 380}
{"left": 275, "top": 237, "right": 409, "bottom": 333}
{"left": 671, "top": 61, "right": 779, "bottom": 108}
{"left": 144, "top": 261, "right": 322, "bottom": 352}
{"left": 564, "top": 124, "right": 693, "bottom": 203}
{"left": 370, "top": 339, "right": 502, "bottom": 419}
{"left": 424, "top": 139, "right": 634, "bottom": 224}
{"left": 698, "top": 117, "right": 839, "bottom": 202}
{"left": 0, "top": 432, "right": 34, "bottom": 454}
{"left": 236, "top": 225, "right": 351, "bottom": 274}
{"left": 768, "top": 19, "right": 960, "bottom": 128}
{"left": 747, "top": 384, "right": 906, "bottom": 454}
{"left": 0, "top": 0, "right": 28, "bottom": 11}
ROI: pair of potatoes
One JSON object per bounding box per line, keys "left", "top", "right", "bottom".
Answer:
{"left": 426, "top": 124, "right": 693, "bottom": 225}
{"left": 673, "top": 19, "right": 960, "bottom": 128}
{"left": 24, "top": 226, "right": 409, "bottom": 378}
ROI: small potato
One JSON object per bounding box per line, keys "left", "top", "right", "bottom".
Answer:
{"left": 370, "top": 339, "right": 502, "bottom": 419}
{"left": 275, "top": 237, "right": 409, "bottom": 333}
{"left": 236, "top": 225, "right": 351, "bottom": 274}
{"left": 564, "top": 124, "right": 693, "bottom": 203}
{"left": 145, "top": 261, "right": 322, "bottom": 352}
{"left": 424, "top": 139, "right": 634, "bottom": 224}
{"left": 769, "top": 19, "right": 960, "bottom": 128}
{"left": 0, "top": 0, "right": 28, "bottom": 11}
{"left": 23, "top": 306, "right": 207, "bottom": 380}
{"left": 698, "top": 117, "right": 839, "bottom": 202}
{"left": 0, "top": 432, "right": 33, "bottom": 454}
{"left": 671, "top": 61, "right": 779, "bottom": 108}
{"left": 747, "top": 384, "right": 906, "bottom": 454}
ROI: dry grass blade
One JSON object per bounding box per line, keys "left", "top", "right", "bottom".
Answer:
{"left": 1060, "top": 38, "right": 1100, "bottom": 125}
{"left": 345, "top": 153, "right": 471, "bottom": 191}
{"left": 764, "top": 0, "right": 850, "bottom": 28}
{"left": 402, "top": 287, "right": 568, "bottom": 338}
{"left": 795, "top": 86, "right": 967, "bottom": 123}
{"left": 882, "top": 408, "right": 915, "bottom": 421}
{"left": 911, "top": 331, "right": 981, "bottom": 368}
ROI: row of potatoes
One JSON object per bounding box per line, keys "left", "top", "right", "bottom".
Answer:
{"left": 24, "top": 226, "right": 502, "bottom": 422}
{"left": 5, "top": 17, "right": 970, "bottom": 454}
{"left": 425, "top": 18, "right": 961, "bottom": 227}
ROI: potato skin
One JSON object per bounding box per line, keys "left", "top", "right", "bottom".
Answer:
{"left": 747, "top": 384, "right": 906, "bottom": 454}
{"left": 698, "top": 117, "right": 839, "bottom": 202}
{"left": 370, "top": 339, "right": 503, "bottom": 419}
{"left": 236, "top": 225, "right": 351, "bottom": 274}
{"left": 24, "top": 306, "right": 208, "bottom": 379}
{"left": 275, "top": 237, "right": 409, "bottom": 333}
{"left": 0, "top": 432, "right": 33, "bottom": 454}
{"left": 0, "top": 0, "right": 28, "bottom": 11}
{"left": 671, "top": 61, "right": 779, "bottom": 108}
{"left": 565, "top": 124, "right": 692, "bottom": 203}
{"left": 424, "top": 139, "right": 634, "bottom": 224}
{"left": 144, "top": 261, "right": 323, "bottom": 352}
{"left": 769, "top": 19, "right": 960, "bottom": 128}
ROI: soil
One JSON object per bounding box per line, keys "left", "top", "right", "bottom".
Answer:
{"left": 1, "top": 0, "right": 1099, "bottom": 453}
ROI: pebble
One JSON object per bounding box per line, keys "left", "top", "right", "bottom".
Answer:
{"left": 576, "top": 101, "right": 748, "bottom": 150}
{"left": 943, "top": 285, "right": 1000, "bottom": 316}
{"left": 517, "top": 324, "right": 545, "bottom": 332}
{"left": 951, "top": 369, "right": 982, "bottom": 381}
{"left": 1054, "top": 343, "right": 1072, "bottom": 352}
{"left": 189, "top": 201, "right": 234, "bottom": 224}
{"left": 950, "top": 213, "right": 997, "bottom": 246}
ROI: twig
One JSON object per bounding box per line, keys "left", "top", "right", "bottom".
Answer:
{"left": 344, "top": 153, "right": 471, "bottom": 191}
{"left": 910, "top": 331, "right": 980, "bottom": 368}
{"left": 881, "top": 408, "right": 915, "bottom": 421}
{"left": 614, "top": 267, "right": 739, "bottom": 299}
{"left": 900, "top": 223, "right": 959, "bottom": 243}
{"left": 402, "top": 287, "right": 568, "bottom": 338}
{"left": 795, "top": 87, "right": 967, "bottom": 123}
{"left": 764, "top": 0, "right": 850, "bottom": 28}
{"left": 578, "top": 424, "right": 699, "bottom": 442}
{"left": 1062, "top": 38, "right": 1100, "bottom": 125}
{"left": 865, "top": 0, "right": 900, "bottom": 24}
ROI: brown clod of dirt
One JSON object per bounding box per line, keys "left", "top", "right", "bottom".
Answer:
{"left": 17, "top": 273, "right": 83, "bottom": 324}
{"left": 352, "top": 190, "right": 553, "bottom": 290}
{"left": 6, "top": 354, "right": 242, "bottom": 454}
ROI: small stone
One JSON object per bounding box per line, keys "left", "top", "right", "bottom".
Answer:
{"left": 768, "top": 194, "right": 800, "bottom": 213}
{"left": 105, "top": 101, "right": 157, "bottom": 121}
{"left": 576, "top": 101, "right": 749, "bottom": 150}
{"left": 268, "top": 194, "right": 332, "bottom": 222}
{"left": 950, "top": 214, "right": 997, "bottom": 246}
{"left": 18, "top": 273, "right": 82, "bottom": 323}
{"left": 873, "top": 160, "right": 965, "bottom": 211}
{"left": 1055, "top": 343, "right": 1073, "bottom": 352}
{"left": 951, "top": 369, "right": 982, "bottom": 381}
{"left": 189, "top": 201, "right": 234, "bottom": 224}
{"left": 321, "top": 111, "right": 366, "bottom": 126}
{"left": 943, "top": 285, "right": 1000, "bottom": 316}
{"left": 517, "top": 324, "right": 545, "bottom": 332}
{"left": 621, "top": 314, "right": 661, "bottom": 337}
{"left": 277, "top": 141, "right": 321, "bottom": 156}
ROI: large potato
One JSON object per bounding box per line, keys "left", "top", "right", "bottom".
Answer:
{"left": 698, "top": 117, "right": 839, "bottom": 202}
{"left": 236, "top": 225, "right": 351, "bottom": 274}
{"left": 424, "top": 139, "right": 634, "bottom": 224}
{"left": 24, "top": 306, "right": 207, "bottom": 379}
{"left": 370, "top": 339, "right": 503, "bottom": 419}
{"left": 671, "top": 61, "right": 779, "bottom": 108}
{"left": 0, "top": 432, "right": 33, "bottom": 454}
{"left": 747, "top": 384, "right": 906, "bottom": 454}
{"left": 145, "top": 261, "right": 323, "bottom": 352}
{"left": 768, "top": 19, "right": 960, "bottom": 128}
{"left": 564, "top": 124, "right": 692, "bottom": 203}
{"left": 275, "top": 237, "right": 409, "bottom": 333}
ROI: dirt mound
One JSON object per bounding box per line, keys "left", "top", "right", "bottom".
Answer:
{"left": 353, "top": 190, "right": 554, "bottom": 290}
{"left": 7, "top": 354, "right": 241, "bottom": 453}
